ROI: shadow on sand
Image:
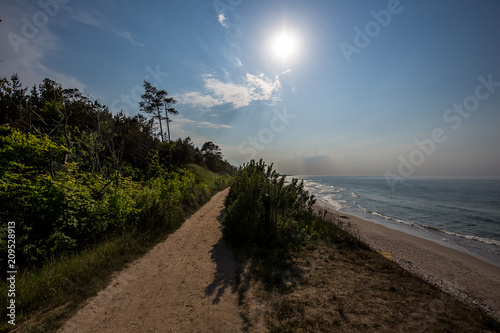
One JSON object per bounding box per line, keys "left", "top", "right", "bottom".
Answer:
{"left": 204, "top": 211, "right": 238, "bottom": 304}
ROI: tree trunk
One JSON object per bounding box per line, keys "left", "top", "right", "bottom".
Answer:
{"left": 166, "top": 115, "right": 171, "bottom": 143}
{"left": 157, "top": 106, "right": 164, "bottom": 142}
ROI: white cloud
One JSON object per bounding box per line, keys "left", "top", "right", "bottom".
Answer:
{"left": 168, "top": 115, "right": 198, "bottom": 140}
{"left": 245, "top": 73, "right": 282, "bottom": 103}
{"left": 198, "top": 122, "right": 232, "bottom": 129}
{"left": 177, "top": 73, "right": 282, "bottom": 110}
{"left": 69, "top": 7, "right": 145, "bottom": 47}
{"left": 218, "top": 13, "right": 228, "bottom": 28}
{"left": 204, "top": 77, "right": 250, "bottom": 108}
{"left": 168, "top": 115, "right": 230, "bottom": 142}
{"left": 175, "top": 92, "right": 221, "bottom": 109}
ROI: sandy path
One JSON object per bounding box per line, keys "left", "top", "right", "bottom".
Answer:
{"left": 59, "top": 188, "right": 243, "bottom": 333}
{"left": 317, "top": 207, "right": 500, "bottom": 321}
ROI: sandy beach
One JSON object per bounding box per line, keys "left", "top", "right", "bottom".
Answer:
{"left": 315, "top": 206, "right": 500, "bottom": 321}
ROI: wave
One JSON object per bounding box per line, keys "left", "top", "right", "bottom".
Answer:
{"left": 321, "top": 195, "right": 345, "bottom": 211}
{"left": 356, "top": 204, "right": 424, "bottom": 228}
{"left": 303, "top": 180, "right": 346, "bottom": 195}
{"left": 356, "top": 204, "right": 500, "bottom": 248}
{"left": 351, "top": 191, "right": 359, "bottom": 198}
{"left": 430, "top": 227, "right": 500, "bottom": 247}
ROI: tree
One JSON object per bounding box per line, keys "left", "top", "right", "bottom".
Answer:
{"left": 0, "top": 74, "right": 28, "bottom": 127}
{"left": 139, "top": 81, "right": 178, "bottom": 143}
{"left": 201, "top": 141, "right": 223, "bottom": 172}
{"left": 163, "top": 93, "right": 178, "bottom": 143}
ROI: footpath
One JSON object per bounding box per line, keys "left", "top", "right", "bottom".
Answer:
{"left": 59, "top": 188, "right": 243, "bottom": 332}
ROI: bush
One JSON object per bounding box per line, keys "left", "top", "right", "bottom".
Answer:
{"left": 0, "top": 164, "right": 142, "bottom": 270}
{"left": 222, "top": 160, "right": 316, "bottom": 249}
{"left": 134, "top": 169, "right": 197, "bottom": 231}
{"left": 0, "top": 127, "right": 203, "bottom": 270}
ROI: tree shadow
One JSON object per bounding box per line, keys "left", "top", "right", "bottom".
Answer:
{"left": 204, "top": 212, "right": 239, "bottom": 305}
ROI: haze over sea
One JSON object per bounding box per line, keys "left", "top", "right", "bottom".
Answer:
{"left": 293, "top": 176, "right": 500, "bottom": 267}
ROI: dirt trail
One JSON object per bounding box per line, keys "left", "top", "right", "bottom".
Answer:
{"left": 59, "top": 188, "right": 243, "bottom": 333}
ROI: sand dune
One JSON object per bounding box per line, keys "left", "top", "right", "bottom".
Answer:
{"left": 316, "top": 206, "right": 500, "bottom": 321}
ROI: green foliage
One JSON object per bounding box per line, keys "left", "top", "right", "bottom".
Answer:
{"left": 134, "top": 168, "right": 197, "bottom": 230}
{"left": 0, "top": 124, "right": 231, "bottom": 272}
{"left": 0, "top": 73, "right": 235, "bottom": 271}
{"left": 0, "top": 73, "right": 236, "bottom": 330}
{"left": 0, "top": 161, "right": 141, "bottom": 269}
{"left": 222, "top": 159, "right": 316, "bottom": 249}
{"left": 0, "top": 125, "right": 68, "bottom": 176}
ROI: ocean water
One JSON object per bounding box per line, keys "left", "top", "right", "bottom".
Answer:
{"left": 292, "top": 176, "right": 500, "bottom": 267}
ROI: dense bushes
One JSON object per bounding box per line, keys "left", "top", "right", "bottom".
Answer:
{"left": 0, "top": 74, "right": 235, "bottom": 330}
{"left": 0, "top": 73, "right": 236, "bottom": 273}
{"left": 0, "top": 126, "right": 228, "bottom": 272}
{"left": 222, "top": 160, "right": 317, "bottom": 249}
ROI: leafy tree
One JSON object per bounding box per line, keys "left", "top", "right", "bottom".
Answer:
{"left": 0, "top": 74, "right": 28, "bottom": 127}
{"left": 201, "top": 141, "right": 222, "bottom": 171}
{"left": 0, "top": 73, "right": 236, "bottom": 274}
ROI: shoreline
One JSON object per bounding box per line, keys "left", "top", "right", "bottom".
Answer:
{"left": 315, "top": 205, "right": 500, "bottom": 321}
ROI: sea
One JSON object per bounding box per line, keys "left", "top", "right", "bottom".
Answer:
{"left": 291, "top": 176, "right": 500, "bottom": 268}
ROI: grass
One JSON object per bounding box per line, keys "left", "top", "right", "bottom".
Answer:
{"left": 185, "top": 163, "right": 231, "bottom": 191}
{"left": 236, "top": 213, "right": 500, "bottom": 332}
{"left": 1, "top": 231, "right": 166, "bottom": 333}
{"left": 0, "top": 166, "right": 230, "bottom": 333}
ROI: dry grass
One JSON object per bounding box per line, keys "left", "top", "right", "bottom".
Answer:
{"left": 238, "top": 240, "right": 500, "bottom": 332}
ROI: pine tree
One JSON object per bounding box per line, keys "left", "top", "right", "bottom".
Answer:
{"left": 139, "top": 80, "right": 178, "bottom": 143}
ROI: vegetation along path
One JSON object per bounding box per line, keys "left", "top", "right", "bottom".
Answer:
{"left": 59, "top": 188, "right": 242, "bottom": 332}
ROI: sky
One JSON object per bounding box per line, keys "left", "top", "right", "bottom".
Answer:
{"left": 1, "top": 0, "right": 500, "bottom": 177}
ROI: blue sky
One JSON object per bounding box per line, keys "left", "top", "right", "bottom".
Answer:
{"left": 1, "top": 0, "right": 500, "bottom": 177}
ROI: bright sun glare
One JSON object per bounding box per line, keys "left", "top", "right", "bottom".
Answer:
{"left": 271, "top": 31, "right": 299, "bottom": 63}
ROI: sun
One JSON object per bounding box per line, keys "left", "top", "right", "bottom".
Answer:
{"left": 270, "top": 31, "right": 299, "bottom": 63}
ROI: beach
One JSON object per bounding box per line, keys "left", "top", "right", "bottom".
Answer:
{"left": 315, "top": 206, "right": 500, "bottom": 321}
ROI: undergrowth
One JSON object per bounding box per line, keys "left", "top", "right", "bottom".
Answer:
{"left": 0, "top": 164, "right": 230, "bottom": 333}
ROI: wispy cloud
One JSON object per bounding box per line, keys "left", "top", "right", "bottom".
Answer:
{"left": 69, "top": 7, "right": 145, "bottom": 47}
{"left": 0, "top": 2, "right": 85, "bottom": 90}
{"left": 198, "top": 122, "right": 231, "bottom": 129}
{"left": 169, "top": 115, "right": 230, "bottom": 142}
{"left": 176, "top": 92, "right": 221, "bottom": 109}
{"left": 177, "top": 73, "right": 282, "bottom": 110}
{"left": 218, "top": 13, "right": 228, "bottom": 28}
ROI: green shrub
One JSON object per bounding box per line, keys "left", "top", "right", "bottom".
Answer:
{"left": 0, "top": 126, "right": 203, "bottom": 270}
{"left": 222, "top": 159, "right": 316, "bottom": 249}
{"left": 134, "top": 169, "right": 196, "bottom": 231}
